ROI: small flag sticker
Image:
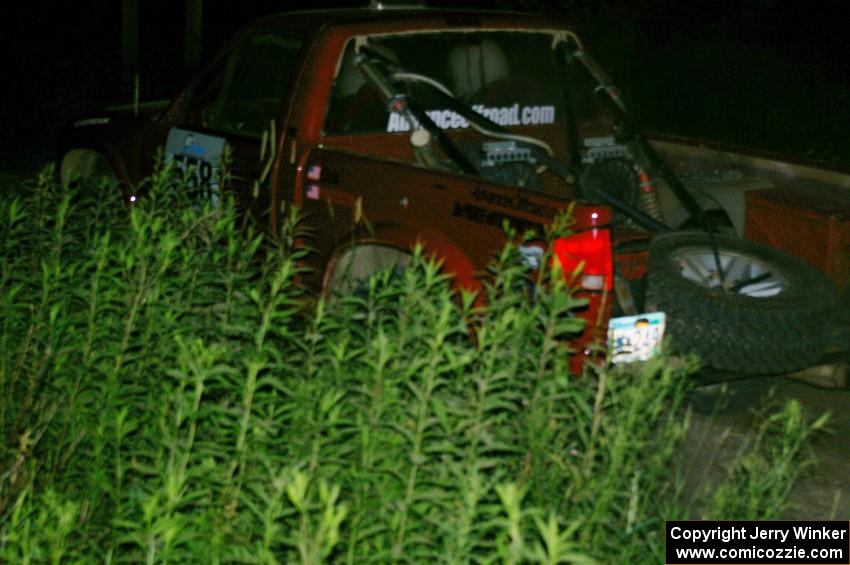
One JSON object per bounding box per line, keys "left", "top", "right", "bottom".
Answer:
{"left": 306, "top": 184, "right": 320, "bottom": 200}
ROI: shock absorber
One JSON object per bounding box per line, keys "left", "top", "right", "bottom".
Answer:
{"left": 636, "top": 167, "right": 664, "bottom": 223}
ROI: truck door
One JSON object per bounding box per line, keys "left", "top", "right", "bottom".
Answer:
{"left": 143, "top": 31, "right": 303, "bottom": 226}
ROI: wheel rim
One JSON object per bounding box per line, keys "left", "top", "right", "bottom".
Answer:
{"left": 671, "top": 247, "right": 788, "bottom": 298}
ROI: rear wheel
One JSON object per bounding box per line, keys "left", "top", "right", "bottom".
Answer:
{"left": 646, "top": 231, "right": 838, "bottom": 375}
{"left": 324, "top": 244, "right": 411, "bottom": 297}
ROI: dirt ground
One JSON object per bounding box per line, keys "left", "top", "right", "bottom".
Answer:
{"left": 675, "top": 280, "right": 850, "bottom": 522}
{"left": 679, "top": 319, "right": 850, "bottom": 520}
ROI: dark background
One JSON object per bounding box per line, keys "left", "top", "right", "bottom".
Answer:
{"left": 1, "top": 0, "right": 848, "bottom": 174}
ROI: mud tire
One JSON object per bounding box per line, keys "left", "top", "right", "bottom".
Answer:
{"left": 324, "top": 244, "right": 411, "bottom": 297}
{"left": 60, "top": 150, "right": 117, "bottom": 187}
{"left": 646, "top": 232, "right": 838, "bottom": 375}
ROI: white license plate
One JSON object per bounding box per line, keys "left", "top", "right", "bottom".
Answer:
{"left": 607, "top": 312, "right": 666, "bottom": 364}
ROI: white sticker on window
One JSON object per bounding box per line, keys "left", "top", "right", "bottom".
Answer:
{"left": 165, "top": 128, "right": 227, "bottom": 208}
{"left": 386, "top": 104, "right": 555, "bottom": 133}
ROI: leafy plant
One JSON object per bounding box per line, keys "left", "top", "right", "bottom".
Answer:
{"left": 0, "top": 165, "right": 824, "bottom": 563}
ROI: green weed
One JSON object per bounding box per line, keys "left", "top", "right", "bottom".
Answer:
{"left": 0, "top": 165, "right": 824, "bottom": 563}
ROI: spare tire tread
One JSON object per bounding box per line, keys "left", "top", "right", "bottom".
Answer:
{"left": 646, "top": 232, "right": 838, "bottom": 375}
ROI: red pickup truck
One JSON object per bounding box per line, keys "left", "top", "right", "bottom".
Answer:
{"left": 57, "top": 6, "right": 839, "bottom": 375}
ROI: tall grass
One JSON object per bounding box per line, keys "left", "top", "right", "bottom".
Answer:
{"left": 0, "top": 165, "right": 823, "bottom": 563}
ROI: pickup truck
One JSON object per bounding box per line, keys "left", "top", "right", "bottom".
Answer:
{"left": 57, "top": 5, "right": 841, "bottom": 375}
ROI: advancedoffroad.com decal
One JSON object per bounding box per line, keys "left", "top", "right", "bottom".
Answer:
{"left": 386, "top": 103, "right": 556, "bottom": 133}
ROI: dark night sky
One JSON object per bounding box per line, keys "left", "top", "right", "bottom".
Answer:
{"left": 1, "top": 0, "right": 848, "bottom": 170}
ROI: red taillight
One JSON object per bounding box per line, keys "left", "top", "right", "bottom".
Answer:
{"left": 553, "top": 228, "right": 614, "bottom": 291}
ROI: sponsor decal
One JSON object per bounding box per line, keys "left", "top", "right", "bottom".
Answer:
{"left": 471, "top": 187, "right": 557, "bottom": 218}
{"left": 452, "top": 201, "right": 542, "bottom": 234}
{"left": 386, "top": 103, "right": 556, "bottom": 133}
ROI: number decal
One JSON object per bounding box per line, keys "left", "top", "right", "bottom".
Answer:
{"left": 165, "top": 128, "right": 227, "bottom": 208}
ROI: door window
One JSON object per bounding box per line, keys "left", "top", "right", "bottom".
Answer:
{"left": 185, "top": 32, "right": 303, "bottom": 138}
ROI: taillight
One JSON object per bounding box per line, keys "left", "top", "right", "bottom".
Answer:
{"left": 553, "top": 228, "right": 614, "bottom": 291}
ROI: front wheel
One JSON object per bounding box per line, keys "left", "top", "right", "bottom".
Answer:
{"left": 60, "top": 149, "right": 118, "bottom": 187}
{"left": 646, "top": 232, "right": 838, "bottom": 375}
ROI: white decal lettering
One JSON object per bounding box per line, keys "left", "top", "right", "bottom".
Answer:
{"left": 387, "top": 112, "right": 423, "bottom": 133}
{"left": 522, "top": 105, "right": 556, "bottom": 125}
{"left": 385, "top": 104, "right": 555, "bottom": 132}
{"left": 387, "top": 112, "right": 409, "bottom": 133}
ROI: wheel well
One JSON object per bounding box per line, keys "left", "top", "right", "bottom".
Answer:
{"left": 323, "top": 225, "right": 482, "bottom": 299}
{"left": 60, "top": 149, "right": 117, "bottom": 187}
{"left": 323, "top": 243, "right": 412, "bottom": 296}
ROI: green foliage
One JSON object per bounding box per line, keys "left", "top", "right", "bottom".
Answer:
{"left": 706, "top": 399, "right": 830, "bottom": 521}
{"left": 0, "top": 165, "right": 822, "bottom": 563}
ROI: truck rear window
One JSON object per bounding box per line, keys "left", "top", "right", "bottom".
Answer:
{"left": 324, "top": 31, "right": 566, "bottom": 136}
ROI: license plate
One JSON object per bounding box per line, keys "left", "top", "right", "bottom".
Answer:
{"left": 607, "top": 312, "right": 666, "bottom": 364}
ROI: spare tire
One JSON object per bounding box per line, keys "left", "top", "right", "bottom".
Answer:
{"left": 645, "top": 231, "right": 838, "bottom": 375}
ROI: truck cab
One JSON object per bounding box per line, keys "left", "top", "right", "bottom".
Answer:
{"left": 58, "top": 7, "right": 665, "bottom": 372}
